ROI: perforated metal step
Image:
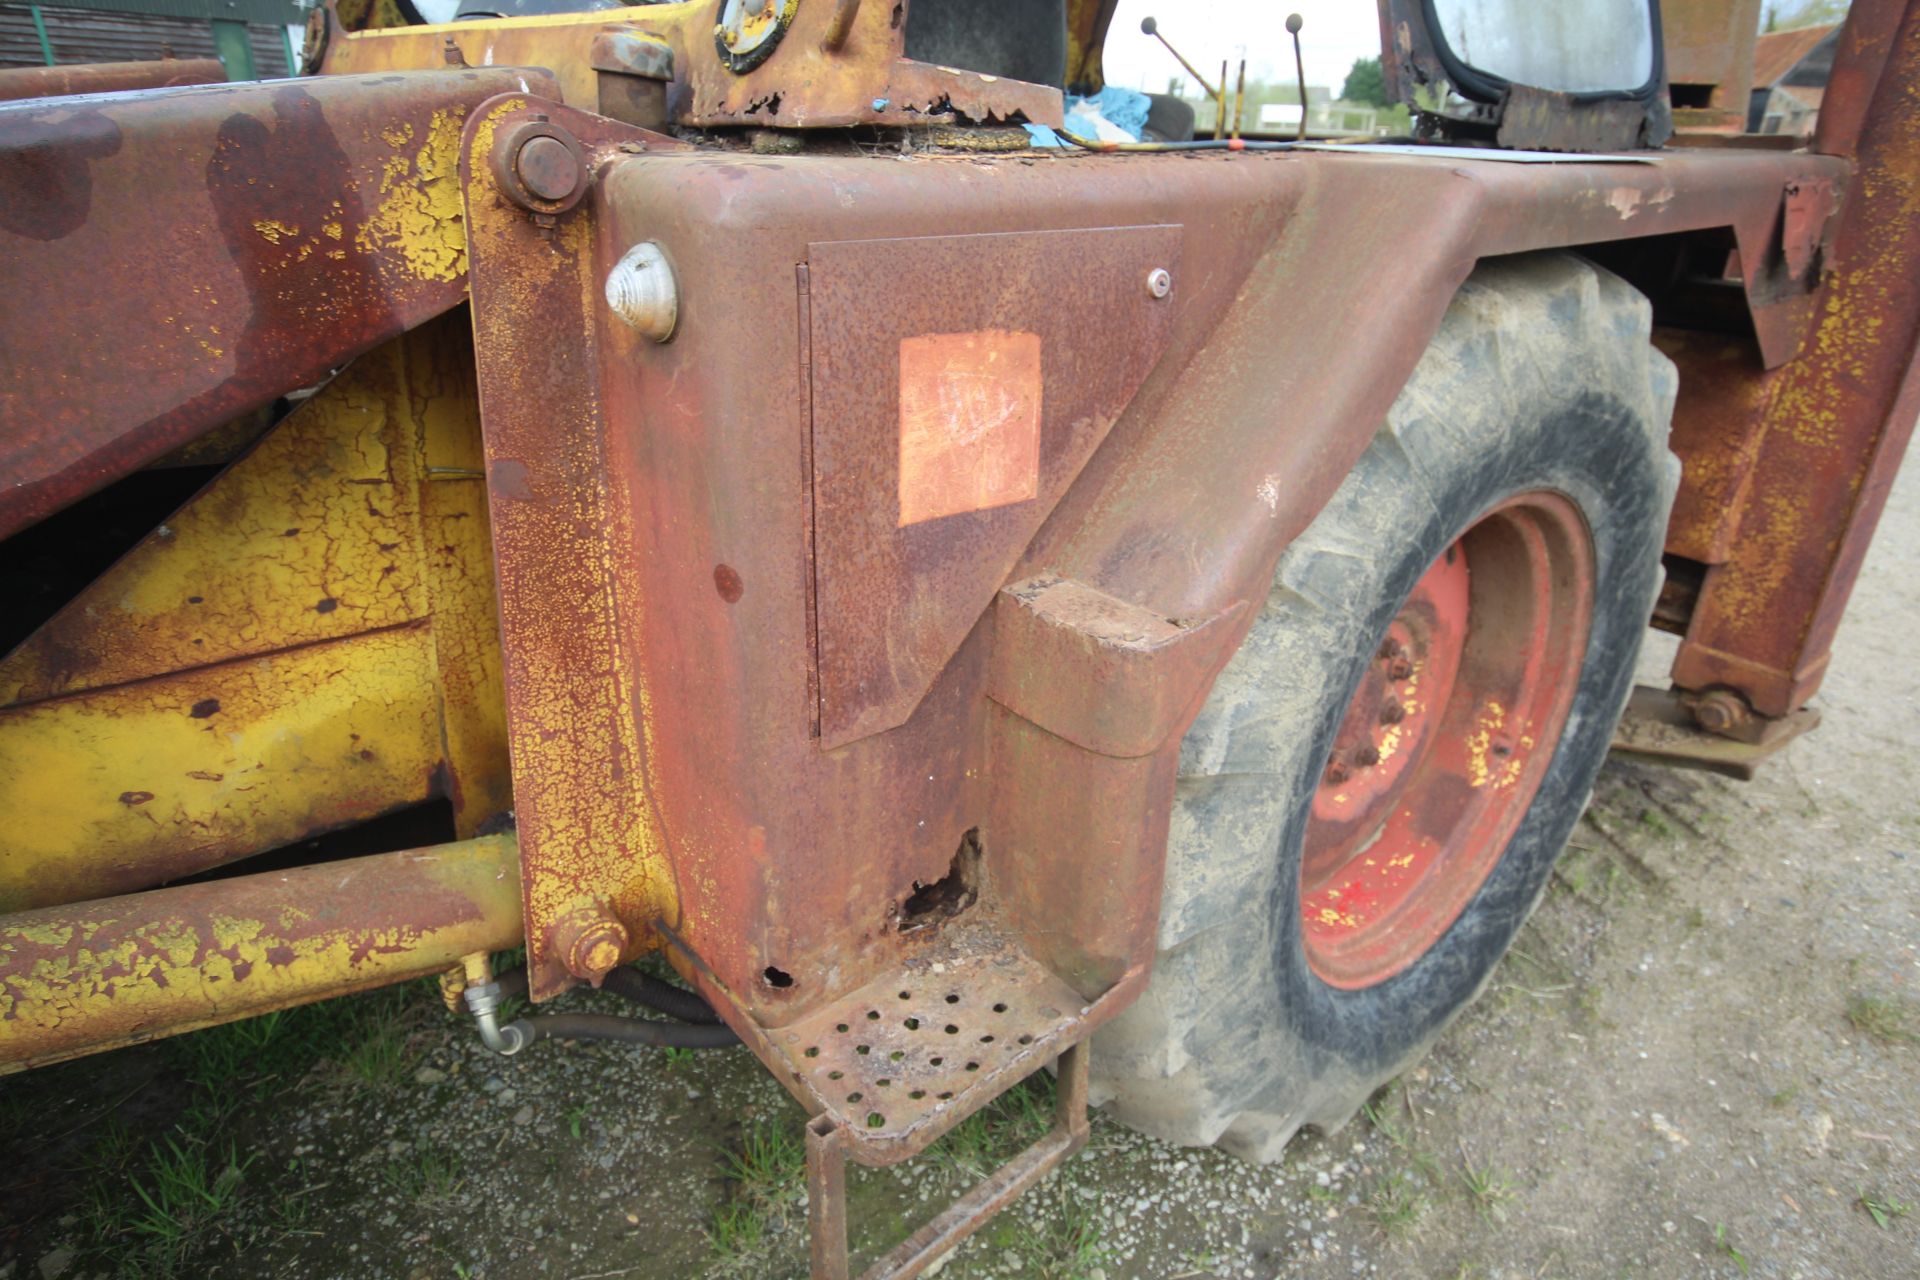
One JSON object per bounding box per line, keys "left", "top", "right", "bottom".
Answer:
{"left": 766, "top": 924, "right": 1092, "bottom": 1163}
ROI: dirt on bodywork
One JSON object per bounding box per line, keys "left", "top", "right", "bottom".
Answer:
{"left": 3, "top": 444, "right": 1917, "bottom": 1278}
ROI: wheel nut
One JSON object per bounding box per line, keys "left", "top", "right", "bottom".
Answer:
{"left": 1354, "top": 744, "right": 1381, "bottom": 767}
{"left": 1379, "top": 701, "right": 1405, "bottom": 725}
{"left": 1324, "top": 759, "right": 1350, "bottom": 785}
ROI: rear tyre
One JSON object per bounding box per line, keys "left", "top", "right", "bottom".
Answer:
{"left": 1090, "top": 254, "right": 1679, "bottom": 1159}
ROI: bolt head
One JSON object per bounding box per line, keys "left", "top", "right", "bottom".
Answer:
{"left": 1354, "top": 744, "right": 1381, "bottom": 767}
{"left": 1379, "top": 701, "right": 1405, "bottom": 725}
{"left": 565, "top": 917, "right": 629, "bottom": 984}
{"left": 1388, "top": 657, "right": 1414, "bottom": 681}
{"left": 1146, "top": 267, "right": 1173, "bottom": 299}
{"left": 1323, "top": 759, "right": 1349, "bottom": 785}
{"left": 516, "top": 135, "right": 581, "bottom": 202}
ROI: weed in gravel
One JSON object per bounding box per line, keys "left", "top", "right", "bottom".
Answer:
{"left": 931, "top": 1074, "right": 1055, "bottom": 1180}
{"left": 340, "top": 1008, "right": 414, "bottom": 1086}
{"left": 385, "top": 1147, "right": 464, "bottom": 1209}
{"left": 1363, "top": 1170, "right": 1430, "bottom": 1236}
{"left": 706, "top": 1199, "right": 767, "bottom": 1268}
{"left": 720, "top": 1116, "right": 806, "bottom": 1212}
{"left": 567, "top": 1103, "right": 590, "bottom": 1139}
{"left": 1768, "top": 1084, "right": 1799, "bottom": 1108}
{"left": 1859, "top": 1190, "right": 1910, "bottom": 1228}
{"left": 1713, "top": 1221, "right": 1749, "bottom": 1274}
{"left": 1845, "top": 993, "right": 1919, "bottom": 1045}
{"left": 1012, "top": 1196, "right": 1108, "bottom": 1280}
{"left": 119, "top": 1134, "right": 253, "bottom": 1271}
{"left": 1459, "top": 1156, "right": 1517, "bottom": 1222}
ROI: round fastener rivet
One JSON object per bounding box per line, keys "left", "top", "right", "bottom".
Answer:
{"left": 606, "top": 242, "right": 679, "bottom": 343}
{"left": 1146, "top": 267, "right": 1173, "bottom": 299}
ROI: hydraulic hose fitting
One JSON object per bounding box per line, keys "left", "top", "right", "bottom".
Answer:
{"left": 464, "top": 978, "right": 534, "bottom": 1057}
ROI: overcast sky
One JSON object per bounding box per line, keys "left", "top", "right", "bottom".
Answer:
{"left": 1101, "top": 0, "right": 1386, "bottom": 93}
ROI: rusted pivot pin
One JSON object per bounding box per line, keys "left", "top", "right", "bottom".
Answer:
{"left": 806, "top": 1042, "right": 1092, "bottom": 1280}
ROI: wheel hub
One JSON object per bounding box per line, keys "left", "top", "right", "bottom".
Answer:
{"left": 1299, "top": 492, "right": 1594, "bottom": 990}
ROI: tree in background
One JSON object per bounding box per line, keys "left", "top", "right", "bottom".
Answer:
{"left": 1762, "top": 0, "right": 1850, "bottom": 30}
{"left": 1340, "top": 55, "right": 1389, "bottom": 107}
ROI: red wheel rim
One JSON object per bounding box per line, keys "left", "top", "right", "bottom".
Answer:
{"left": 1299, "top": 492, "right": 1594, "bottom": 990}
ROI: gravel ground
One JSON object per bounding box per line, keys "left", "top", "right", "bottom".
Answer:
{"left": 3, "top": 445, "right": 1916, "bottom": 1280}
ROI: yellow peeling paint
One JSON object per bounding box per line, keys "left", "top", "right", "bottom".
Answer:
{"left": 357, "top": 107, "right": 469, "bottom": 283}
{"left": 251, "top": 218, "right": 301, "bottom": 244}
{"left": 0, "top": 836, "right": 522, "bottom": 1071}
{"left": 0, "top": 318, "right": 510, "bottom": 913}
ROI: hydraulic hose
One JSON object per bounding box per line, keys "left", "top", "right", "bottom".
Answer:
{"left": 601, "top": 966, "right": 725, "bottom": 1024}
{"left": 465, "top": 964, "right": 737, "bottom": 1056}
{"left": 519, "top": 1013, "right": 738, "bottom": 1048}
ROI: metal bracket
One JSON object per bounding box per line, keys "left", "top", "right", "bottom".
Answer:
{"left": 805, "top": 1041, "right": 1091, "bottom": 1280}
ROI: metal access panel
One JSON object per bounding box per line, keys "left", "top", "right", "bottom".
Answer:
{"left": 807, "top": 225, "right": 1181, "bottom": 747}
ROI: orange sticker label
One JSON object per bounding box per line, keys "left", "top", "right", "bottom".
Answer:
{"left": 897, "top": 329, "right": 1042, "bottom": 527}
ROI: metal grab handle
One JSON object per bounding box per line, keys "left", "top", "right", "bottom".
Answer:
{"left": 806, "top": 1041, "right": 1092, "bottom": 1280}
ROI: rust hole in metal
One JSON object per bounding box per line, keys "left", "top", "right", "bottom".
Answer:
{"left": 980, "top": 1035, "right": 995, "bottom": 1043}
{"left": 938, "top": 1091, "right": 953, "bottom": 1100}
{"left": 119, "top": 790, "right": 154, "bottom": 806}
{"left": 188, "top": 698, "right": 221, "bottom": 718}
{"left": 992, "top": 1003, "right": 1007, "bottom": 1013}
{"left": 847, "top": 1091, "right": 862, "bottom": 1102}
{"left": 943, "top": 1024, "right": 958, "bottom": 1034}
{"left": 929, "top": 1056, "right": 943, "bottom": 1066}
{"left": 965, "top": 1062, "right": 979, "bottom": 1072}
{"left": 867, "top": 1113, "right": 886, "bottom": 1128}
{"left": 804, "top": 1046, "right": 819, "bottom": 1058}
{"left": 855, "top": 1045, "right": 871, "bottom": 1055}
{"left": 764, "top": 965, "right": 794, "bottom": 988}
{"left": 876, "top": 1077, "right": 891, "bottom": 1087}
{"left": 898, "top": 990, "right": 911, "bottom": 1000}
{"left": 904, "top": 1017, "right": 920, "bottom": 1030}
{"left": 314, "top": 597, "right": 338, "bottom": 613}
{"left": 714, "top": 563, "right": 744, "bottom": 603}
{"left": 899, "top": 830, "right": 981, "bottom": 932}
{"left": 835, "top": 1023, "right": 849, "bottom": 1033}
{"left": 1018, "top": 1034, "right": 1033, "bottom": 1045}
{"left": 909, "top": 1090, "right": 925, "bottom": 1100}
{"left": 866, "top": 1010, "right": 881, "bottom": 1020}
{"left": 828, "top": 1070, "right": 843, "bottom": 1080}
{"left": 889, "top": 1050, "right": 905, "bottom": 1061}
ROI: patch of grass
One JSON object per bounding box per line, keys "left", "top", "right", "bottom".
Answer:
{"left": 567, "top": 1103, "right": 590, "bottom": 1140}
{"left": 385, "top": 1147, "right": 463, "bottom": 1209}
{"left": 931, "top": 1074, "right": 1055, "bottom": 1180}
{"left": 661, "top": 1045, "right": 698, "bottom": 1069}
{"left": 121, "top": 1135, "right": 253, "bottom": 1269}
{"left": 1639, "top": 808, "right": 1676, "bottom": 839}
{"left": 719, "top": 1117, "right": 806, "bottom": 1212}
{"left": 1713, "top": 1222, "right": 1749, "bottom": 1274}
{"left": 706, "top": 1199, "right": 767, "bottom": 1266}
{"left": 339, "top": 1008, "right": 414, "bottom": 1086}
{"left": 1859, "top": 1191, "right": 1910, "bottom": 1229}
{"left": 1845, "top": 993, "right": 1919, "bottom": 1046}
{"left": 1363, "top": 1171, "right": 1429, "bottom": 1236}
{"left": 1459, "top": 1156, "right": 1517, "bottom": 1222}
{"left": 1014, "top": 1197, "right": 1108, "bottom": 1280}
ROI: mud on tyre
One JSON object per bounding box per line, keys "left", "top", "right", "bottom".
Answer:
{"left": 1090, "top": 253, "right": 1680, "bottom": 1159}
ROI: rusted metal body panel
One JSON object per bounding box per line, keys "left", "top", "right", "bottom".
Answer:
{"left": 0, "top": 313, "right": 509, "bottom": 911}
{"left": 317, "top": 0, "right": 1062, "bottom": 130}
{"left": 451, "top": 82, "right": 1837, "bottom": 1121}
{"left": 0, "top": 834, "right": 521, "bottom": 1072}
{"left": 1662, "top": 0, "right": 1763, "bottom": 131}
{"left": 1668, "top": 0, "right": 1920, "bottom": 715}
{"left": 0, "top": 68, "right": 555, "bottom": 541}
{"left": 0, "top": 58, "right": 226, "bottom": 101}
